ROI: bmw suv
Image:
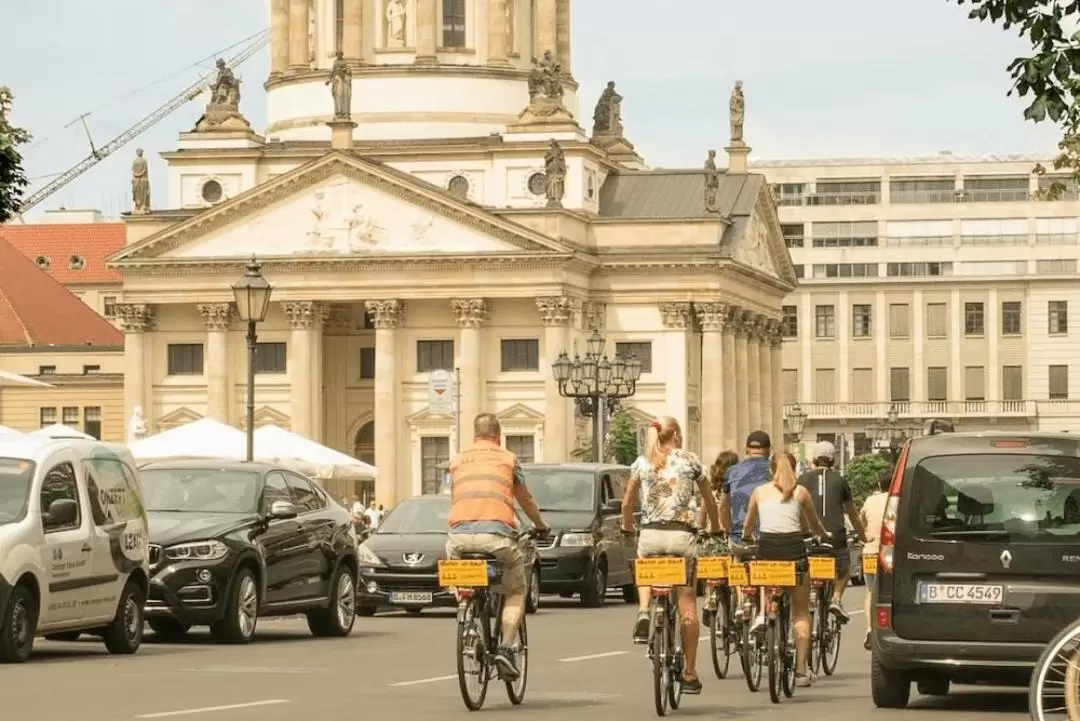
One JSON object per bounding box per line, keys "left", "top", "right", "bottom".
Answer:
{"left": 871, "top": 428, "right": 1080, "bottom": 707}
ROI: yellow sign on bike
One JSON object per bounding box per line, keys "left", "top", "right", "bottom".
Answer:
{"left": 727, "top": 562, "right": 749, "bottom": 586}
{"left": 809, "top": 556, "right": 837, "bottom": 580}
{"left": 635, "top": 557, "right": 687, "bottom": 586}
{"left": 438, "top": 559, "right": 489, "bottom": 587}
{"left": 863, "top": 554, "right": 878, "bottom": 576}
{"left": 749, "top": 560, "right": 797, "bottom": 587}
{"left": 697, "top": 556, "right": 730, "bottom": 580}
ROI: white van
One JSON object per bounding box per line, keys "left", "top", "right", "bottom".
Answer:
{"left": 0, "top": 434, "right": 150, "bottom": 663}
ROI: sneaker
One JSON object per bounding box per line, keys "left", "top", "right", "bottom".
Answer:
{"left": 748, "top": 612, "right": 765, "bottom": 635}
{"left": 794, "top": 672, "right": 815, "bottom": 688}
{"left": 863, "top": 631, "right": 872, "bottom": 651}
{"left": 681, "top": 676, "right": 703, "bottom": 695}
{"left": 492, "top": 645, "right": 520, "bottom": 680}
{"left": 829, "top": 601, "right": 850, "bottom": 624}
{"left": 632, "top": 612, "right": 650, "bottom": 644}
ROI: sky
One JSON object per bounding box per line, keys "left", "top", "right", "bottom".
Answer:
{"left": 1, "top": 0, "right": 1066, "bottom": 218}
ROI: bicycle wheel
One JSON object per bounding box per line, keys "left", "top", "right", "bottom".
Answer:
{"left": 504, "top": 614, "right": 528, "bottom": 705}
{"left": 668, "top": 604, "right": 684, "bottom": 710}
{"left": 456, "top": 598, "right": 490, "bottom": 711}
{"left": 1029, "top": 617, "right": 1080, "bottom": 721}
{"left": 821, "top": 609, "right": 842, "bottom": 676}
{"left": 709, "top": 586, "right": 732, "bottom": 679}
{"left": 766, "top": 619, "right": 782, "bottom": 704}
{"left": 781, "top": 599, "right": 796, "bottom": 698}
{"left": 651, "top": 599, "right": 669, "bottom": 717}
{"left": 740, "top": 599, "right": 763, "bottom": 692}
{"left": 808, "top": 593, "right": 823, "bottom": 676}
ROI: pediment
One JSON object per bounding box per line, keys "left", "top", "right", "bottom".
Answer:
{"left": 111, "top": 153, "right": 570, "bottom": 264}
{"left": 407, "top": 408, "right": 454, "bottom": 428}
{"left": 239, "top": 406, "right": 291, "bottom": 430}
{"left": 155, "top": 407, "right": 202, "bottom": 432}
{"left": 496, "top": 403, "right": 545, "bottom": 424}
{"left": 729, "top": 187, "right": 799, "bottom": 288}
{"left": 618, "top": 405, "right": 656, "bottom": 427}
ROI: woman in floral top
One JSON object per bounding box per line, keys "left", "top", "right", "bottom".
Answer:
{"left": 621, "top": 415, "right": 719, "bottom": 695}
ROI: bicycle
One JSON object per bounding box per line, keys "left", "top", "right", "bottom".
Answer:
{"left": 699, "top": 554, "right": 737, "bottom": 679}
{"left": 438, "top": 529, "right": 541, "bottom": 712}
{"left": 1029, "top": 616, "right": 1080, "bottom": 721}
{"left": 634, "top": 555, "right": 696, "bottom": 717}
{"left": 728, "top": 549, "right": 765, "bottom": 692}
{"left": 807, "top": 540, "right": 841, "bottom": 677}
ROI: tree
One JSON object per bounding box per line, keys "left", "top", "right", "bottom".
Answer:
{"left": 0, "top": 87, "right": 30, "bottom": 223}
{"left": 569, "top": 411, "right": 641, "bottom": 465}
{"left": 845, "top": 454, "right": 892, "bottom": 508}
{"left": 954, "top": 0, "right": 1080, "bottom": 197}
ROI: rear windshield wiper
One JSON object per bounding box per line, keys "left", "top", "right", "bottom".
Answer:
{"left": 925, "top": 529, "right": 1011, "bottom": 539}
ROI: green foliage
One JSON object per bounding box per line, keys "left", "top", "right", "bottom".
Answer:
{"left": 0, "top": 87, "right": 31, "bottom": 223}
{"left": 845, "top": 454, "right": 891, "bottom": 507}
{"left": 569, "top": 411, "right": 640, "bottom": 465}
{"left": 953, "top": 0, "right": 1080, "bottom": 197}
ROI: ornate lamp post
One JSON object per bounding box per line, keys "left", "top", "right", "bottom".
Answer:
{"left": 231, "top": 256, "right": 273, "bottom": 461}
{"left": 785, "top": 401, "right": 808, "bottom": 460}
{"left": 551, "top": 330, "right": 642, "bottom": 462}
{"left": 868, "top": 403, "right": 916, "bottom": 463}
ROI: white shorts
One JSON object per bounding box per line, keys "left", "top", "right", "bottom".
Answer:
{"left": 637, "top": 528, "right": 698, "bottom": 559}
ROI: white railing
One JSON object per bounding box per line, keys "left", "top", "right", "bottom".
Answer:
{"left": 781, "top": 400, "right": 1057, "bottom": 419}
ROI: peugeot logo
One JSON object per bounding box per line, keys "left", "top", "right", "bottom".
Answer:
{"left": 403, "top": 553, "right": 424, "bottom": 565}
{"left": 1000, "top": 550, "right": 1012, "bottom": 569}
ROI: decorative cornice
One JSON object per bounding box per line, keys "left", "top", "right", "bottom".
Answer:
{"left": 116, "top": 303, "right": 156, "bottom": 333}
{"left": 114, "top": 254, "right": 582, "bottom": 276}
{"left": 694, "top": 302, "right": 730, "bottom": 332}
{"left": 282, "top": 301, "right": 330, "bottom": 330}
{"left": 365, "top": 299, "right": 405, "bottom": 330}
{"left": 263, "top": 63, "right": 579, "bottom": 92}
{"left": 659, "top": 302, "right": 694, "bottom": 330}
{"left": 450, "top": 298, "right": 490, "bottom": 328}
{"left": 324, "top": 305, "right": 353, "bottom": 335}
{"left": 197, "top": 302, "right": 235, "bottom": 331}
{"left": 534, "top": 296, "right": 579, "bottom": 327}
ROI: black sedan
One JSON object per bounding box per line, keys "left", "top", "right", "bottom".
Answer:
{"left": 139, "top": 460, "right": 359, "bottom": 643}
{"left": 356, "top": 494, "right": 541, "bottom": 616}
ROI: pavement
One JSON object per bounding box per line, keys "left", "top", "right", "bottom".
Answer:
{"left": 5, "top": 587, "right": 1030, "bottom": 720}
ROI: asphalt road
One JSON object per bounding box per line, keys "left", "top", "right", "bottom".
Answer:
{"left": 5, "top": 587, "right": 1030, "bottom": 720}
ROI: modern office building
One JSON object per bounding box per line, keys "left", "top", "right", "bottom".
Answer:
{"left": 757, "top": 153, "right": 1080, "bottom": 457}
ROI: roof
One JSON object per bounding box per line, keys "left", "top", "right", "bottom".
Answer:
{"left": 0, "top": 222, "right": 125, "bottom": 285}
{"left": 749, "top": 153, "right": 1054, "bottom": 169}
{"left": 0, "top": 435, "right": 120, "bottom": 463}
{"left": 0, "top": 236, "right": 123, "bottom": 348}
{"left": 908, "top": 431, "right": 1080, "bottom": 458}
{"left": 140, "top": 459, "right": 275, "bottom": 473}
{"left": 598, "top": 170, "right": 763, "bottom": 220}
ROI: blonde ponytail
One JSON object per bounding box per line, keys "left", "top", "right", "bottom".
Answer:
{"left": 646, "top": 416, "right": 681, "bottom": 472}
{"left": 770, "top": 451, "right": 798, "bottom": 500}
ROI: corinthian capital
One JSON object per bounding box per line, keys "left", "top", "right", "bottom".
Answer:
{"left": 364, "top": 299, "right": 405, "bottom": 330}
{"left": 197, "top": 302, "right": 235, "bottom": 331}
{"left": 659, "top": 302, "right": 694, "bottom": 330}
{"left": 282, "top": 301, "right": 330, "bottom": 330}
{"left": 695, "top": 302, "right": 730, "bottom": 332}
{"left": 451, "top": 298, "right": 490, "bottom": 328}
{"left": 535, "top": 296, "right": 578, "bottom": 327}
{"left": 116, "top": 303, "right": 156, "bottom": 334}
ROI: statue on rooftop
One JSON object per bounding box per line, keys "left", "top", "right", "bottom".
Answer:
{"left": 131, "top": 149, "right": 150, "bottom": 214}
{"left": 327, "top": 51, "right": 353, "bottom": 120}
{"left": 730, "top": 80, "right": 745, "bottom": 144}
{"left": 544, "top": 140, "right": 566, "bottom": 208}
{"left": 592, "top": 81, "right": 624, "bottom": 136}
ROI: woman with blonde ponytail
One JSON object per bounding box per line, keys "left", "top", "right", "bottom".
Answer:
{"left": 620, "top": 416, "right": 720, "bottom": 695}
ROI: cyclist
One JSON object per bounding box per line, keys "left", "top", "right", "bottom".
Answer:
{"left": 859, "top": 466, "right": 892, "bottom": 649}
{"left": 796, "top": 441, "right": 866, "bottom": 622}
{"left": 719, "top": 431, "right": 773, "bottom": 625}
{"left": 621, "top": 415, "right": 720, "bottom": 695}
{"left": 741, "top": 451, "right": 829, "bottom": 688}
{"left": 700, "top": 451, "right": 738, "bottom": 626}
{"left": 446, "top": 412, "right": 550, "bottom": 680}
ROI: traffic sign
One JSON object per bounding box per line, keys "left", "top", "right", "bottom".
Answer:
{"left": 428, "top": 369, "right": 454, "bottom": 414}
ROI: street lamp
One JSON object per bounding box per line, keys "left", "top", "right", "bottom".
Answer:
{"left": 551, "top": 329, "right": 642, "bottom": 462}
{"left": 785, "top": 402, "right": 808, "bottom": 460}
{"left": 231, "top": 256, "right": 273, "bottom": 462}
{"left": 868, "top": 402, "right": 915, "bottom": 463}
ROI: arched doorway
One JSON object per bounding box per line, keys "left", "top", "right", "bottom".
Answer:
{"left": 352, "top": 421, "right": 375, "bottom": 504}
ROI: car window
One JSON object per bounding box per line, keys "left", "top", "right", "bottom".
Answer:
{"left": 0, "top": 458, "right": 34, "bottom": 526}
{"left": 141, "top": 468, "right": 259, "bottom": 513}
{"left": 600, "top": 474, "right": 615, "bottom": 504}
{"left": 284, "top": 473, "right": 324, "bottom": 513}
{"left": 263, "top": 472, "right": 293, "bottom": 512}
{"left": 521, "top": 469, "right": 596, "bottom": 511}
{"left": 610, "top": 470, "right": 629, "bottom": 499}
{"left": 85, "top": 457, "right": 143, "bottom": 526}
{"left": 40, "top": 462, "right": 81, "bottom": 533}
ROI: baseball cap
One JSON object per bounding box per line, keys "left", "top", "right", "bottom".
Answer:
{"left": 812, "top": 440, "right": 836, "bottom": 461}
{"left": 745, "top": 430, "right": 771, "bottom": 449}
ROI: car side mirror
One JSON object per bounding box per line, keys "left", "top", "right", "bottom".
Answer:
{"left": 604, "top": 498, "right": 622, "bottom": 514}
{"left": 46, "top": 498, "right": 78, "bottom": 527}
{"left": 268, "top": 500, "right": 298, "bottom": 520}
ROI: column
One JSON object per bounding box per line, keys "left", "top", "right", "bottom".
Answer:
{"left": 535, "top": 0, "right": 557, "bottom": 56}
{"left": 536, "top": 297, "right": 575, "bottom": 461}
{"left": 289, "top": 0, "right": 311, "bottom": 69}
{"left": 758, "top": 319, "right": 774, "bottom": 440}
{"left": 746, "top": 314, "right": 762, "bottom": 433}
{"left": 342, "top": 0, "right": 364, "bottom": 62}
{"left": 733, "top": 309, "right": 750, "bottom": 445}
{"left": 365, "top": 299, "right": 405, "bottom": 506}
{"left": 696, "top": 302, "right": 727, "bottom": 462}
{"left": 987, "top": 288, "right": 1000, "bottom": 405}
{"left": 770, "top": 325, "right": 784, "bottom": 451}
{"left": 270, "top": 0, "right": 291, "bottom": 74}
{"left": 659, "top": 303, "right": 693, "bottom": 434}
{"left": 451, "top": 299, "right": 490, "bottom": 434}
{"left": 118, "top": 304, "right": 155, "bottom": 432}
{"left": 198, "top": 303, "right": 233, "bottom": 423}
{"left": 486, "top": 0, "right": 509, "bottom": 65}
{"left": 949, "top": 288, "right": 962, "bottom": 413}
{"left": 415, "top": 0, "right": 438, "bottom": 63}
{"left": 283, "top": 301, "right": 329, "bottom": 439}
{"left": 323, "top": 307, "right": 353, "bottom": 452}
{"left": 555, "top": 0, "right": 571, "bottom": 74}
{"left": 721, "top": 307, "right": 738, "bottom": 452}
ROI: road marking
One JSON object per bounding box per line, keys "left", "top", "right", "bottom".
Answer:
{"left": 135, "top": 699, "right": 289, "bottom": 719}
{"left": 558, "top": 650, "right": 628, "bottom": 662}
{"left": 389, "top": 674, "right": 457, "bottom": 687}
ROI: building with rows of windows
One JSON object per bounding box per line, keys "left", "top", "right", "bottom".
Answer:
{"left": 758, "top": 154, "right": 1080, "bottom": 457}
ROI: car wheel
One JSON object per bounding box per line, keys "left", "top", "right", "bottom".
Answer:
{"left": 210, "top": 568, "right": 259, "bottom": 644}
{"left": 871, "top": 654, "right": 911, "bottom": 708}
{"left": 621, "top": 584, "right": 637, "bottom": 604}
{"left": 103, "top": 581, "right": 144, "bottom": 655}
{"left": 580, "top": 562, "right": 607, "bottom": 608}
{"left": 357, "top": 605, "right": 377, "bottom": 617}
{"left": 526, "top": 565, "right": 541, "bottom": 614}
{"left": 148, "top": 618, "right": 190, "bottom": 640}
{"left": 44, "top": 632, "right": 82, "bottom": 642}
{"left": 0, "top": 585, "right": 37, "bottom": 664}
{"left": 307, "top": 564, "right": 357, "bottom": 638}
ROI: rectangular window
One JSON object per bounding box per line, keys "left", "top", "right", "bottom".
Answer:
{"left": 359, "top": 346, "right": 375, "bottom": 380}
{"left": 254, "top": 342, "right": 287, "bottom": 374}
{"left": 964, "top": 365, "right": 986, "bottom": 401}
{"left": 962, "top": 175, "right": 1029, "bottom": 202}
{"left": 888, "top": 303, "right": 910, "bottom": 338}
{"left": 420, "top": 436, "right": 451, "bottom": 495}
{"left": 772, "top": 183, "right": 807, "bottom": 206}
{"left": 964, "top": 302, "right": 985, "bottom": 336}
{"left": 167, "top": 343, "right": 204, "bottom": 375}
{"left": 38, "top": 365, "right": 56, "bottom": 376}
{"left": 887, "top": 262, "right": 952, "bottom": 277}
{"left": 781, "top": 306, "right": 798, "bottom": 338}
{"left": 814, "top": 305, "right": 835, "bottom": 338}
{"left": 40, "top": 407, "right": 56, "bottom": 427}
{"left": 814, "top": 368, "right": 836, "bottom": 403}
{"left": 441, "top": 0, "right": 467, "bottom": 47}
{"left": 811, "top": 179, "right": 881, "bottom": 205}
{"left": 782, "top": 369, "right": 798, "bottom": 403}
{"left": 505, "top": 435, "right": 536, "bottom": 463}
{"left": 1050, "top": 365, "right": 1070, "bottom": 400}
{"left": 1035, "top": 216, "right": 1079, "bottom": 243}
{"left": 884, "top": 220, "right": 953, "bottom": 246}
{"left": 927, "top": 367, "right": 948, "bottom": 402}
{"left": 852, "top": 304, "right": 872, "bottom": 337}
{"left": 1002, "top": 365, "right": 1023, "bottom": 401}
{"left": 1036, "top": 259, "right": 1078, "bottom": 274}
{"left": 811, "top": 263, "right": 879, "bottom": 278}
{"left": 103, "top": 296, "right": 117, "bottom": 318}
{"left": 83, "top": 365, "right": 100, "bottom": 375}
{"left": 1049, "top": 300, "right": 1069, "bottom": 335}
{"left": 810, "top": 221, "right": 879, "bottom": 247}
{"left": 84, "top": 406, "right": 102, "bottom": 440}
{"left": 1002, "top": 301, "right": 1022, "bottom": 335}
{"left": 926, "top": 303, "right": 948, "bottom": 338}
{"left": 959, "top": 218, "right": 1028, "bottom": 245}
{"left": 615, "top": 342, "right": 653, "bottom": 373}
{"left": 890, "top": 367, "right": 911, "bottom": 402}
{"left": 62, "top": 407, "right": 79, "bottom": 425}
{"left": 889, "top": 177, "right": 956, "bottom": 204}
{"left": 851, "top": 368, "right": 874, "bottom": 402}
{"left": 417, "top": 340, "right": 455, "bottom": 373}
{"left": 781, "top": 223, "right": 804, "bottom": 248}
{"left": 500, "top": 339, "right": 539, "bottom": 372}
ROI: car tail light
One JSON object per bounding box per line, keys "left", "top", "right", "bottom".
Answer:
{"left": 878, "top": 440, "right": 910, "bottom": 575}
{"left": 876, "top": 607, "right": 891, "bottom": 628}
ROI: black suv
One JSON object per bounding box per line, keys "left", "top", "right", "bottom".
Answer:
{"left": 140, "top": 461, "right": 359, "bottom": 644}
{"left": 871, "top": 429, "right": 1080, "bottom": 707}
{"left": 521, "top": 463, "right": 637, "bottom": 607}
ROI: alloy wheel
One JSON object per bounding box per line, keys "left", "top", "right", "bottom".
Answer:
{"left": 336, "top": 572, "right": 356, "bottom": 628}
{"left": 238, "top": 576, "right": 258, "bottom": 638}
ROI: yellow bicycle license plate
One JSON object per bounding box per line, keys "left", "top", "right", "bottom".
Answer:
{"left": 438, "top": 559, "right": 489, "bottom": 587}
{"left": 727, "top": 562, "right": 749, "bottom": 586}
{"left": 863, "top": 554, "right": 879, "bottom": 576}
{"left": 809, "top": 556, "right": 837, "bottom": 580}
{"left": 635, "top": 557, "right": 687, "bottom": 586}
{"left": 697, "top": 556, "right": 731, "bottom": 580}
{"left": 749, "top": 560, "right": 797, "bottom": 587}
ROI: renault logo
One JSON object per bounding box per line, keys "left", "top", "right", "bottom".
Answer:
{"left": 1000, "top": 550, "right": 1012, "bottom": 569}
{"left": 403, "top": 553, "right": 424, "bottom": 565}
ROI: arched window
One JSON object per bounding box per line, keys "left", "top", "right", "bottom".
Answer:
{"left": 353, "top": 421, "right": 374, "bottom": 466}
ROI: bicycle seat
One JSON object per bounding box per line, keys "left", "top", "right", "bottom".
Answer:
{"left": 459, "top": 552, "right": 499, "bottom": 561}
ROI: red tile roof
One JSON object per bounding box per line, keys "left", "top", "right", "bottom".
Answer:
{"left": 0, "top": 237, "right": 123, "bottom": 348}
{"left": 0, "top": 222, "right": 125, "bottom": 285}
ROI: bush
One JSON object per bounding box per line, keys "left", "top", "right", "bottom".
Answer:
{"left": 845, "top": 454, "right": 891, "bottom": 507}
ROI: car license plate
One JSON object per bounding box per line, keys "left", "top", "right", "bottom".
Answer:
{"left": 917, "top": 583, "right": 1004, "bottom": 605}
{"left": 390, "top": 591, "right": 433, "bottom": 605}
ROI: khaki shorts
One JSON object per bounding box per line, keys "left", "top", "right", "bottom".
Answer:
{"left": 446, "top": 532, "right": 526, "bottom": 594}
{"left": 637, "top": 529, "right": 698, "bottom": 559}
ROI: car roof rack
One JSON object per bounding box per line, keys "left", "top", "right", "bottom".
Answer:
{"left": 923, "top": 418, "right": 954, "bottom": 435}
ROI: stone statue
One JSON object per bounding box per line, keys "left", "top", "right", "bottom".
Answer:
{"left": 211, "top": 58, "right": 240, "bottom": 107}
{"left": 131, "top": 149, "right": 150, "bottom": 214}
{"left": 544, "top": 140, "right": 566, "bottom": 207}
{"left": 127, "top": 406, "right": 148, "bottom": 445}
{"left": 386, "top": 0, "right": 406, "bottom": 47}
{"left": 528, "top": 50, "right": 563, "bottom": 102}
{"left": 730, "top": 80, "right": 745, "bottom": 144}
{"left": 194, "top": 57, "right": 250, "bottom": 131}
{"left": 704, "top": 150, "right": 720, "bottom": 212}
{"left": 592, "top": 81, "right": 623, "bottom": 136}
{"left": 327, "top": 51, "right": 353, "bottom": 120}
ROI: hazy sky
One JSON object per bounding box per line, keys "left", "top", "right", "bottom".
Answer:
{"left": 1, "top": 0, "right": 1064, "bottom": 217}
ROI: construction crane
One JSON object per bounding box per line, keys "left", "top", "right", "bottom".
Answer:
{"left": 16, "top": 31, "right": 269, "bottom": 216}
